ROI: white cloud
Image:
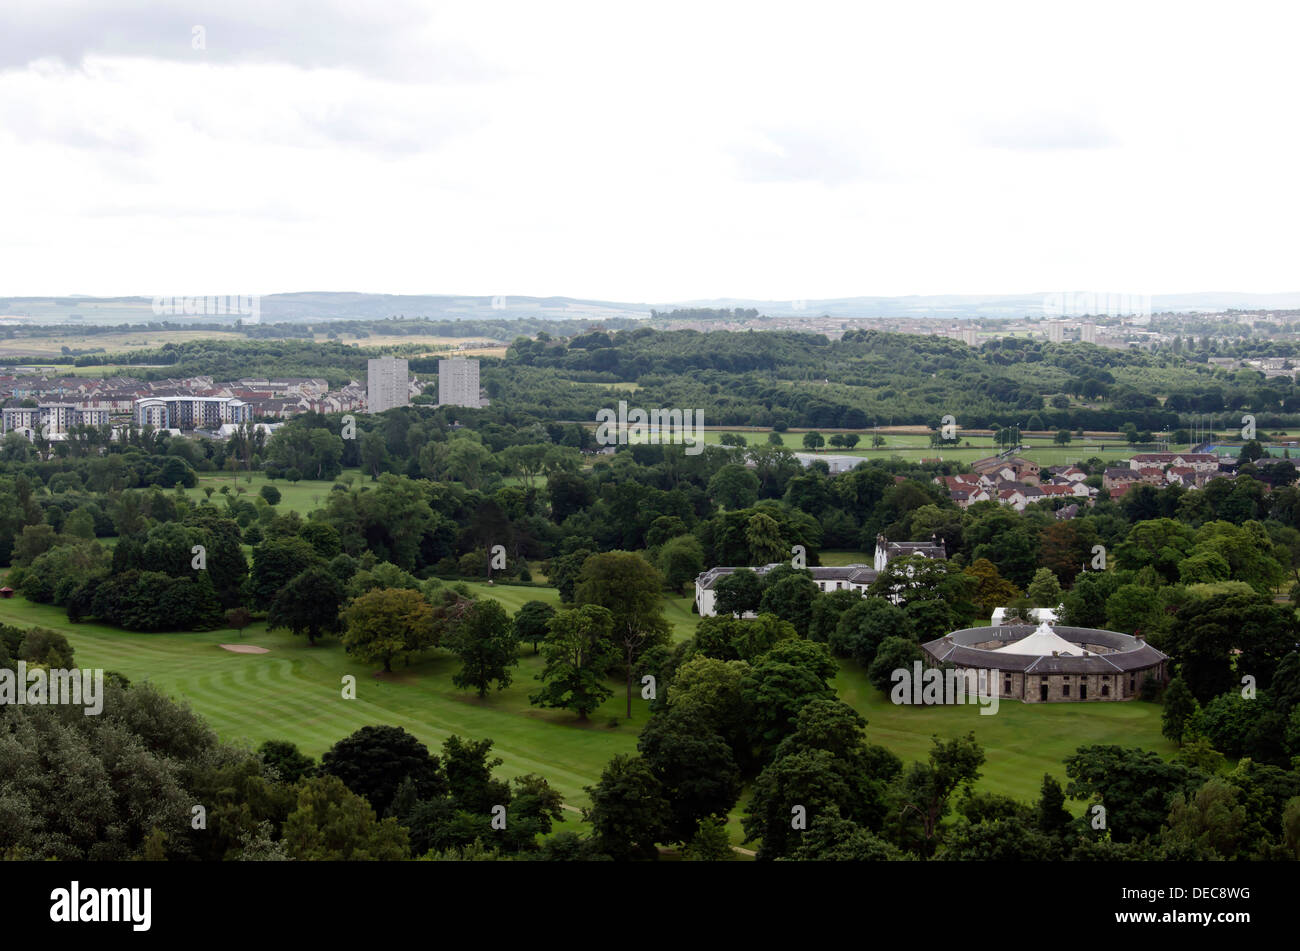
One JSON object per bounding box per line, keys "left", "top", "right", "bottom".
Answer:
{"left": 1, "top": 0, "right": 1298, "bottom": 300}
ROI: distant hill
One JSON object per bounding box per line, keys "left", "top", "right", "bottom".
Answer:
{"left": 3, "top": 290, "right": 1299, "bottom": 324}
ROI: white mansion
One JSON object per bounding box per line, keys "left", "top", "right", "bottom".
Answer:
{"left": 694, "top": 534, "right": 946, "bottom": 617}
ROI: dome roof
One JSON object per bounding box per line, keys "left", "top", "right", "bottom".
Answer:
{"left": 992, "top": 621, "right": 1081, "bottom": 657}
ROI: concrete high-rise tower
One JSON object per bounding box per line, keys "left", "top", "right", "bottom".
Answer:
{"left": 367, "top": 356, "right": 409, "bottom": 413}
{"left": 438, "top": 358, "right": 481, "bottom": 408}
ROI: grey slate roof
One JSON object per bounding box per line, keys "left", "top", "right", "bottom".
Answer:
{"left": 922, "top": 624, "right": 1167, "bottom": 674}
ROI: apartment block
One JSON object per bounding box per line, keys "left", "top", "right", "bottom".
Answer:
{"left": 367, "top": 357, "right": 410, "bottom": 413}
{"left": 437, "top": 358, "right": 481, "bottom": 408}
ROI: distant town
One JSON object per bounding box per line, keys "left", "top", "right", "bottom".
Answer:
{"left": 0, "top": 357, "right": 485, "bottom": 441}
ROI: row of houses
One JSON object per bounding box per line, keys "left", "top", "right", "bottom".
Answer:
{"left": 938, "top": 457, "right": 1097, "bottom": 512}
{"left": 937, "top": 451, "right": 1237, "bottom": 509}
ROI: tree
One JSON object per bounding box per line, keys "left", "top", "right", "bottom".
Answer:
{"left": 281, "top": 775, "right": 410, "bottom": 860}
{"left": 744, "top": 512, "right": 787, "bottom": 564}
{"left": 657, "top": 535, "right": 704, "bottom": 593}
{"left": 225, "top": 606, "right": 253, "bottom": 637}
{"left": 682, "top": 816, "right": 735, "bottom": 861}
{"left": 666, "top": 655, "right": 752, "bottom": 763}
{"left": 1161, "top": 677, "right": 1198, "bottom": 746}
{"left": 867, "top": 636, "right": 924, "bottom": 693}
{"left": 320, "top": 725, "right": 446, "bottom": 816}
{"left": 1162, "top": 777, "right": 1247, "bottom": 859}
{"left": 964, "top": 557, "right": 1020, "bottom": 617}
{"left": 637, "top": 707, "right": 742, "bottom": 844}
{"left": 741, "top": 640, "right": 837, "bottom": 758}
{"left": 259, "top": 484, "right": 281, "bottom": 506}
{"left": 707, "top": 464, "right": 760, "bottom": 510}
{"left": 531, "top": 605, "right": 618, "bottom": 719}
{"left": 693, "top": 613, "right": 794, "bottom": 663}
{"left": 446, "top": 599, "right": 518, "bottom": 698}
{"left": 713, "top": 568, "right": 763, "bottom": 616}
{"left": 885, "top": 733, "right": 985, "bottom": 857}
{"left": 1026, "top": 567, "right": 1062, "bottom": 609}
{"left": 583, "top": 755, "right": 672, "bottom": 861}
{"left": 1053, "top": 429, "right": 1072, "bottom": 445}
{"left": 547, "top": 548, "right": 592, "bottom": 603}
{"left": 1064, "top": 745, "right": 1203, "bottom": 843}
{"left": 258, "top": 739, "right": 316, "bottom": 784}
{"left": 831, "top": 598, "right": 913, "bottom": 667}
{"left": 245, "top": 536, "right": 321, "bottom": 609}
{"left": 1036, "top": 774, "right": 1073, "bottom": 838}
{"left": 802, "top": 432, "right": 824, "bottom": 451}
{"left": 267, "top": 565, "right": 345, "bottom": 646}
{"left": 757, "top": 572, "right": 820, "bottom": 637}
{"left": 341, "top": 587, "right": 438, "bottom": 672}
{"left": 512, "top": 600, "right": 556, "bottom": 654}
{"left": 574, "top": 552, "right": 671, "bottom": 719}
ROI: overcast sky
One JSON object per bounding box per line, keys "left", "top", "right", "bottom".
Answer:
{"left": 2, "top": 0, "right": 1297, "bottom": 302}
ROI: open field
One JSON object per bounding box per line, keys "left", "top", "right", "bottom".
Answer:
{"left": 693, "top": 428, "right": 1190, "bottom": 467}
{"left": 182, "top": 468, "right": 365, "bottom": 514}
{"left": 0, "top": 330, "right": 244, "bottom": 359}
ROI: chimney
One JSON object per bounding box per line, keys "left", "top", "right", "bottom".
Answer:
{"left": 1052, "top": 651, "right": 1059, "bottom": 657}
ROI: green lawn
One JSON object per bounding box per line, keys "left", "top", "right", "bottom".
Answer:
{"left": 0, "top": 575, "right": 1177, "bottom": 834}
{"left": 0, "top": 594, "right": 644, "bottom": 813}
{"left": 184, "top": 469, "right": 364, "bottom": 515}
{"left": 834, "top": 660, "right": 1176, "bottom": 805}
{"left": 695, "top": 429, "right": 1181, "bottom": 468}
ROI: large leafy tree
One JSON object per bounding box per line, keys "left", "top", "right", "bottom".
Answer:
{"left": 757, "top": 572, "right": 820, "bottom": 637}
{"left": 320, "top": 725, "right": 447, "bottom": 816}
{"left": 1161, "top": 677, "right": 1198, "bottom": 746}
{"left": 341, "top": 586, "right": 438, "bottom": 671}
{"left": 530, "top": 605, "right": 618, "bottom": 719}
{"left": 281, "top": 775, "right": 410, "bottom": 860}
{"left": 713, "top": 568, "right": 764, "bottom": 616}
{"left": 741, "top": 640, "right": 838, "bottom": 759}
{"left": 963, "top": 557, "right": 1020, "bottom": 618}
{"left": 637, "top": 707, "right": 742, "bottom": 844}
{"left": 884, "top": 732, "right": 985, "bottom": 857}
{"left": 574, "top": 551, "right": 671, "bottom": 718}
{"left": 267, "top": 564, "right": 345, "bottom": 646}
{"left": 1064, "top": 745, "right": 1205, "bottom": 844}
{"left": 657, "top": 535, "right": 705, "bottom": 593}
{"left": 446, "top": 599, "right": 518, "bottom": 698}
{"left": 245, "top": 536, "right": 322, "bottom": 609}
{"left": 830, "top": 597, "right": 913, "bottom": 667}
{"left": 512, "top": 599, "right": 556, "bottom": 654}
{"left": 583, "top": 754, "right": 672, "bottom": 861}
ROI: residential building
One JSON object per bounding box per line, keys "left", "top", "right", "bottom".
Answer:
{"left": 368, "top": 357, "right": 410, "bottom": 413}
{"left": 134, "top": 396, "right": 251, "bottom": 429}
{"left": 437, "top": 357, "right": 480, "bottom": 408}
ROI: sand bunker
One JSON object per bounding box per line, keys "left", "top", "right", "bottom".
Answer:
{"left": 219, "top": 644, "right": 269, "bottom": 654}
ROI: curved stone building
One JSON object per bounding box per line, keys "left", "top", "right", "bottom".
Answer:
{"left": 921, "top": 621, "right": 1168, "bottom": 702}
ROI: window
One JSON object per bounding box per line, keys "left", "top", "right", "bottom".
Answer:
{"left": 1062, "top": 683, "right": 1070, "bottom": 697}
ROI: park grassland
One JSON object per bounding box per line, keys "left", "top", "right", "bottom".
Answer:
{"left": 0, "top": 579, "right": 1172, "bottom": 823}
